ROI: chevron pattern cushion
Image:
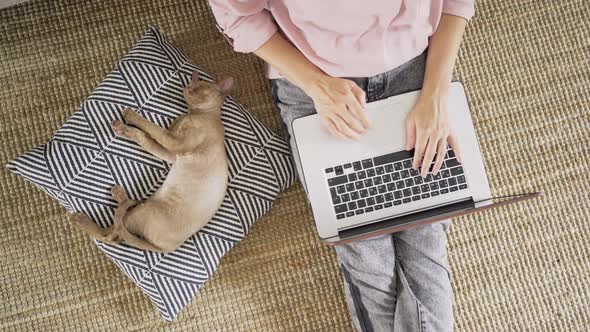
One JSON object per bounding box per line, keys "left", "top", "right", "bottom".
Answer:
{"left": 6, "top": 27, "right": 295, "bottom": 321}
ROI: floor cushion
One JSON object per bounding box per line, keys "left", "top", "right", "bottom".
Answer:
{"left": 6, "top": 26, "right": 296, "bottom": 321}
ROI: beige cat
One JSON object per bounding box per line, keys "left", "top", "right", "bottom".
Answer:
{"left": 69, "top": 71, "right": 233, "bottom": 253}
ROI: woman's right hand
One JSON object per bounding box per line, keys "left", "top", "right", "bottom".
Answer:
{"left": 251, "top": 32, "right": 371, "bottom": 138}
{"left": 303, "top": 75, "right": 372, "bottom": 140}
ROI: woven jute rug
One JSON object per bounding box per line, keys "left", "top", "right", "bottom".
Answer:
{"left": 1, "top": 0, "right": 588, "bottom": 331}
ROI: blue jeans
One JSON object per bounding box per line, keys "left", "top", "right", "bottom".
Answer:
{"left": 271, "top": 52, "right": 454, "bottom": 332}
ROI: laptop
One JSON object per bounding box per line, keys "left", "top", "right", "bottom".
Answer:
{"left": 291, "top": 82, "right": 541, "bottom": 245}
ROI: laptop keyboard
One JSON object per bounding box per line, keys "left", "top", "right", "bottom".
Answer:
{"left": 325, "top": 149, "right": 468, "bottom": 220}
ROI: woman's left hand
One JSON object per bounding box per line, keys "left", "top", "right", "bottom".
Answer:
{"left": 405, "top": 91, "right": 463, "bottom": 177}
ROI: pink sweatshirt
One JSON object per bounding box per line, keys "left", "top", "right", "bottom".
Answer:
{"left": 209, "top": 0, "right": 474, "bottom": 78}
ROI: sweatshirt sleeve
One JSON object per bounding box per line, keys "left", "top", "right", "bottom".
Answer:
{"left": 208, "top": 0, "right": 278, "bottom": 53}
{"left": 442, "top": 0, "right": 475, "bottom": 20}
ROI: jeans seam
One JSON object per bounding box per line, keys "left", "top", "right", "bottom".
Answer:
{"left": 395, "top": 245, "right": 431, "bottom": 332}
{"left": 395, "top": 235, "right": 451, "bottom": 276}
{"left": 341, "top": 264, "right": 374, "bottom": 332}
{"left": 417, "top": 301, "right": 426, "bottom": 332}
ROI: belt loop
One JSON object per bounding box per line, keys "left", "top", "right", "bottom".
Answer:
{"left": 381, "top": 70, "right": 390, "bottom": 98}
{"left": 372, "top": 72, "right": 386, "bottom": 100}
{"left": 366, "top": 76, "right": 375, "bottom": 102}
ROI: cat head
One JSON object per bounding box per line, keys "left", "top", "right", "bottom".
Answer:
{"left": 183, "top": 71, "right": 235, "bottom": 113}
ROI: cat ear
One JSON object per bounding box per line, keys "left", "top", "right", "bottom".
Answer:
{"left": 216, "top": 77, "right": 235, "bottom": 94}
{"left": 191, "top": 70, "right": 200, "bottom": 83}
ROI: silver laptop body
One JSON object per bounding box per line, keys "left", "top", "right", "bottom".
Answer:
{"left": 292, "top": 82, "right": 493, "bottom": 244}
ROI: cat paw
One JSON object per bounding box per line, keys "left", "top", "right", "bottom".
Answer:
{"left": 111, "top": 185, "right": 128, "bottom": 202}
{"left": 122, "top": 108, "right": 141, "bottom": 122}
{"left": 111, "top": 120, "right": 128, "bottom": 136}
{"left": 69, "top": 212, "right": 89, "bottom": 227}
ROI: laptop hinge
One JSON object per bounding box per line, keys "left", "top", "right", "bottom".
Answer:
{"left": 338, "top": 198, "right": 475, "bottom": 240}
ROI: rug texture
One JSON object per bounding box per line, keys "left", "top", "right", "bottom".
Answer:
{"left": 1, "top": 0, "right": 588, "bottom": 331}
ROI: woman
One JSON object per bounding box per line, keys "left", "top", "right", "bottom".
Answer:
{"left": 208, "top": 1, "right": 474, "bottom": 330}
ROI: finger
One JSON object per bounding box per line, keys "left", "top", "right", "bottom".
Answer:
{"left": 405, "top": 117, "right": 416, "bottom": 151}
{"left": 346, "top": 103, "right": 371, "bottom": 131}
{"left": 325, "top": 118, "right": 346, "bottom": 139}
{"left": 342, "top": 82, "right": 368, "bottom": 129}
{"left": 420, "top": 136, "right": 439, "bottom": 177}
{"left": 336, "top": 106, "right": 365, "bottom": 134}
{"left": 448, "top": 133, "right": 463, "bottom": 163}
{"left": 341, "top": 85, "right": 364, "bottom": 116}
{"left": 348, "top": 82, "right": 372, "bottom": 129}
{"left": 348, "top": 81, "right": 367, "bottom": 108}
{"left": 332, "top": 115, "right": 360, "bottom": 140}
{"left": 432, "top": 139, "right": 447, "bottom": 175}
{"left": 412, "top": 130, "right": 428, "bottom": 170}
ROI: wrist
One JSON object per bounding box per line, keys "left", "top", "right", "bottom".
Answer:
{"left": 421, "top": 79, "right": 450, "bottom": 96}
{"left": 419, "top": 83, "right": 449, "bottom": 104}
{"left": 299, "top": 71, "right": 328, "bottom": 97}
{"left": 416, "top": 88, "right": 449, "bottom": 115}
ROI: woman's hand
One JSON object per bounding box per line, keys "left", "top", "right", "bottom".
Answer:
{"left": 253, "top": 32, "right": 370, "bottom": 139}
{"left": 405, "top": 91, "right": 462, "bottom": 177}
{"left": 304, "top": 75, "right": 371, "bottom": 140}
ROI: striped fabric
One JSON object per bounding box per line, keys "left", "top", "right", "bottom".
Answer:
{"left": 6, "top": 27, "right": 296, "bottom": 321}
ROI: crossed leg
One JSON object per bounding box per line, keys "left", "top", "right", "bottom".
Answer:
{"left": 68, "top": 186, "right": 130, "bottom": 245}
{"left": 108, "top": 185, "right": 170, "bottom": 253}
{"left": 69, "top": 186, "right": 165, "bottom": 252}
{"left": 69, "top": 212, "right": 112, "bottom": 241}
